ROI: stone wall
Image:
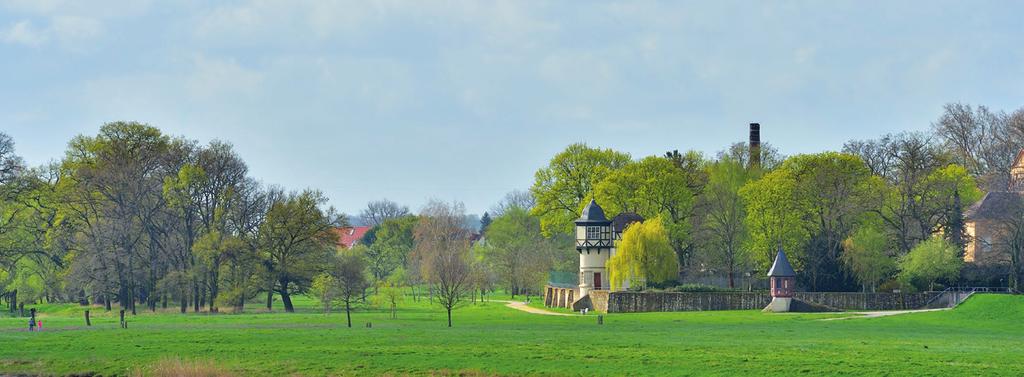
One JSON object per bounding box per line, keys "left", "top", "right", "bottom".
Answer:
{"left": 588, "top": 291, "right": 940, "bottom": 313}
{"left": 588, "top": 290, "right": 609, "bottom": 312}
{"left": 793, "top": 292, "right": 935, "bottom": 311}
{"left": 603, "top": 291, "right": 770, "bottom": 313}
{"left": 543, "top": 286, "right": 578, "bottom": 309}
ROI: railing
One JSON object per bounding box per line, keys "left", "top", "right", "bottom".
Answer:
{"left": 922, "top": 286, "right": 1017, "bottom": 308}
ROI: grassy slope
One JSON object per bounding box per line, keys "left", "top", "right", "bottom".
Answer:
{"left": 1, "top": 294, "right": 1022, "bottom": 376}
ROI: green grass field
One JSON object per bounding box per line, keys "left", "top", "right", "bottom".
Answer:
{"left": 2, "top": 294, "right": 1023, "bottom": 376}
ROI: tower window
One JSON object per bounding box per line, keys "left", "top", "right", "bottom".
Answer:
{"left": 587, "top": 226, "right": 601, "bottom": 239}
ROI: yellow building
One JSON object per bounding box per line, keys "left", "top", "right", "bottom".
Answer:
{"left": 964, "top": 150, "right": 1024, "bottom": 263}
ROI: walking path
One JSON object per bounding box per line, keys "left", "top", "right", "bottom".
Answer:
{"left": 496, "top": 300, "right": 577, "bottom": 316}
{"left": 821, "top": 308, "right": 950, "bottom": 321}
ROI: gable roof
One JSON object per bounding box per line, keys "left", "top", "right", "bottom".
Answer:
{"left": 334, "top": 226, "right": 371, "bottom": 249}
{"left": 767, "top": 248, "right": 796, "bottom": 277}
{"left": 965, "top": 191, "right": 1024, "bottom": 221}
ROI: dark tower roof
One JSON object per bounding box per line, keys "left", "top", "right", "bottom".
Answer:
{"left": 767, "top": 248, "right": 795, "bottom": 277}
{"left": 611, "top": 212, "right": 644, "bottom": 233}
{"left": 576, "top": 199, "right": 610, "bottom": 224}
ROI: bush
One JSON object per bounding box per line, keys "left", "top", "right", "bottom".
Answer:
{"left": 899, "top": 237, "right": 963, "bottom": 292}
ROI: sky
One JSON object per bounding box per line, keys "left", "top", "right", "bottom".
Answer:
{"left": 2, "top": 1, "right": 1023, "bottom": 216}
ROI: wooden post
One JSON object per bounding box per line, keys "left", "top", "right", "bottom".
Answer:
{"left": 85, "top": 310, "right": 91, "bottom": 326}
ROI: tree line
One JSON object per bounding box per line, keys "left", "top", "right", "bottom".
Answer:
{"left": 3, "top": 102, "right": 1023, "bottom": 322}
{"left": 529, "top": 102, "right": 1024, "bottom": 292}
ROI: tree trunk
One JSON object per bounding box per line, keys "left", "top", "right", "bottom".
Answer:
{"left": 345, "top": 300, "right": 352, "bottom": 328}
{"left": 279, "top": 288, "right": 294, "bottom": 312}
{"left": 447, "top": 307, "right": 452, "bottom": 327}
{"left": 193, "top": 281, "right": 200, "bottom": 312}
{"left": 266, "top": 290, "right": 273, "bottom": 310}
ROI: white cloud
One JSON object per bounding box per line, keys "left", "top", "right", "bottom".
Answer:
{"left": 1, "top": 20, "right": 45, "bottom": 47}
{"left": 0, "top": 16, "right": 102, "bottom": 48}
{"left": 186, "top": 55, "right": 265, "bottom": 100}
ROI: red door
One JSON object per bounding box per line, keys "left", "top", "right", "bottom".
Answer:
{"left": 593, "top": 272, "right": 602, "bottom": 290}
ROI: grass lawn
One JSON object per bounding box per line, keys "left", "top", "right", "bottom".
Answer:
{"left": 2, "top": 293, "right": 1023, "bottom": 376}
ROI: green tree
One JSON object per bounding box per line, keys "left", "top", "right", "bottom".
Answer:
{"left": 701, "top": 156, "right": 751, "bottom": 288}
{"left": 607, "top": 217, "right": 678, "bottom": 291}
{"left": 595, "top": 156, "right": 695, "bottom": 278}
{"left": 841, "top": 226, "right": 897, "bottom": 292}
{"left": 259, "top": 190, "right": 338, "bottom": 312}
{"left": 479, "top": 212, "right": 492, "bottom": 233}
{"left": 309, "top": 273, "right": 336, "bottom": 314}
{"left": 740, "top": 167, "right": 810, "bottom": 270}
{"left": 530, "top": 144, "right": 630, "bottom": 236}
{"left": 330, "top": 249, "right": 370, "bottom": 328}
{"left": 374, "top": 269, "right": 405, "bottom": 319}
{"left": 477, "top": 207, "right": 554, "bottom": 297}
{"left": 899, "top": 237, "right": 963, "bottom": 291}
{"left": 742, "top": 152, "right": 878, "bottom": 291}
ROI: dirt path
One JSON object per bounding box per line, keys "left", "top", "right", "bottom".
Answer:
{"left": 821, "top": 308, "right": 949, "bottom": 321}
{"left": 496, "top": 300, "right": 577, "bottom": 316}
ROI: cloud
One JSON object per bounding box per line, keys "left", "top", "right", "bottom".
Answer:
{"left": 0, "top": 16, "right": 101, "bottom": 48}
{"left": 1, "top": 20, "right": 45, "bottom": 47}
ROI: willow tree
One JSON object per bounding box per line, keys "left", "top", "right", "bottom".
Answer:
{"left": 607, "top": 218, "right": 678, "bottom": 291}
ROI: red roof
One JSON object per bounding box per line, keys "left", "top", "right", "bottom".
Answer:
{"left": 334, "top": 226, "right": 371, "bottom": 249}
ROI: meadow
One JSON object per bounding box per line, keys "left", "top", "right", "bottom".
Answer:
{"left": 2, "top": 294, "right": 1023, "bottom": 376}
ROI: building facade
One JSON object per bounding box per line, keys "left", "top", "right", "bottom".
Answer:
{"left": 965, "top": 150, "right": 1024, "bottom": 264}
{"left": 575, "top": 199, "right": 643, "bottom": 298}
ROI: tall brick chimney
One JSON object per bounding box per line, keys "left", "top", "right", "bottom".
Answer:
{"left": 749, "top": 123, "right": 761, "bottom": 169}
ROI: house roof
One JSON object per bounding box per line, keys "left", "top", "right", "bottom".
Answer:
{"left": 334, "top": 226, "right": 371, "bottom": 248}
{"left": 577, "top": 199, "right": 611, "bottom": 224}
{"left": 767, "top": 248, "right": 796, "bottom": 277}
{"left": 965, "top": 191, "right": 1024, "bottom": 221}
{"left": 611, "top": 212, "right": 644, "bottom": 233}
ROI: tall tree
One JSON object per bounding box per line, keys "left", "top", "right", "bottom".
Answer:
{"left": 359, "top": 199, "right": 410, "bottom": 227}
{"left": 0, "top": 133, "right": 25, "bottom": 185}
{"left": 701, "top": 156, "right": 751, "bottom": 288}
{"left": 841, "top": 226, "right": 897, "bottom": 292}
{"left": 530, "top": 144, "right": 630, "bottom": 236}
{"left": 490, "top": 189, "right": 535, "bottom": 217}
{"left": 477, "top": 207, "right": 554, "bottom": 297}
{"left": 330, "top": 249, "right": 370, "bottom": 328}
{"left": 478, "top": 212, "right": 492, "bottom": 234}
{"left": 259, "top": 190, "right": 339, "bottom": 312}
{"left": 595, "top": 156, "right": 695, "bottom": 278}
{"left": 932, "top": 103, "right": 1024, "bottom": 191}
{"left": 413, "top": 200, "right": 472, "bottom": 327}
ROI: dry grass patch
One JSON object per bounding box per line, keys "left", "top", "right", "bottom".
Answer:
{"left": 131, "top": 357, "right": 234, "bottom": 377}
